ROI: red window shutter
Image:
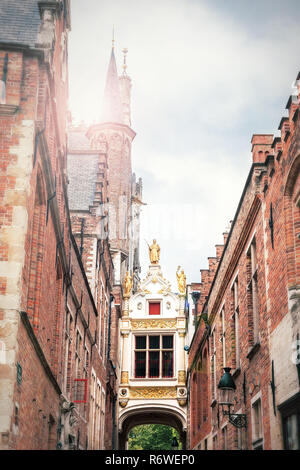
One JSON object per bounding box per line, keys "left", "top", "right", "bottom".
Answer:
{"left": 149, "top": 302, "right": 160, "bottom": 315}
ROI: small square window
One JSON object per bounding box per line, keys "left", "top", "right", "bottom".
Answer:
{"left": 149, "top": 302, "right": 161, "bottom": 315}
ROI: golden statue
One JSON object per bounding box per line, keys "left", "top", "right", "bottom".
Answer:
{"left": 123, "top": 271, "right": 132, "bottom": 297}
{"left": 148, "top": 239, "right": 160, "bottom": 264}
{"left": 176, "top": 266, "right": 186, "bottom": 294}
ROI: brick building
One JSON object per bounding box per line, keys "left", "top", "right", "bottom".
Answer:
{"left": 187, "top": 72, "right": 300, "bottom": 450}
{"left": 0, "top": 0, "right": 141, "bottom": 450}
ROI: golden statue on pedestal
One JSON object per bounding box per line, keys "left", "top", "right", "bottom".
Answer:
{"left": 123, "top": 271, "right": 132, "bottom": 297}
{"left": 176, "top": 266, "right": 186, "bottom": 294}
{"left": 148, "top": 239, "right": 160, "bottom": 265}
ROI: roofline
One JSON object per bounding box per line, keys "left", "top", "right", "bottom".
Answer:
{"left": 188, "top": 161, "right": 266, "bottom": 354}
{"left": 0, "top": 42, "right": 44, "bottom": 57}
{"left": 87, "top": 122, "right": 136, "bottom": 141}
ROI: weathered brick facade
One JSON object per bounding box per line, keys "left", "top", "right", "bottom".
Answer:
{"left": 0, "top": 0, "right": 136, "bottom": 450}
{"left": 187, "top": 72, "right": 300, "bottom": 450}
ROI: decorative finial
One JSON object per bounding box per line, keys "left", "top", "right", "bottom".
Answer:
{"left": 122, "top": 48, "right": 128, "bottom": 75}
{"left": 112, "top": 25, "right": 115, "bottom": 49}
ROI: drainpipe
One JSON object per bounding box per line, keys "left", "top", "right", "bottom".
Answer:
{"left": 112, "top": 394, "right": 117, "bottom": 450}
{"left": 107, "top": 293, "right": 117, "bottom": 449}
{"left": 107, "top": 294, "right": 114, "bottom": 361}
{"left": 80, "top": 218, "right": 85, "bottom": 257}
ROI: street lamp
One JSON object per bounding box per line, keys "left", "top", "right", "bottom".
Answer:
{"left": 171, "top": 436, "right": 179, "bottom": 451}
{"left": 218, "top": 367, "right": 247, "bottom": 429}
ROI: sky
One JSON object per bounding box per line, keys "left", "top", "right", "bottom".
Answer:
{"left": 68, "top": 0, "right": 300, "bottom": 290}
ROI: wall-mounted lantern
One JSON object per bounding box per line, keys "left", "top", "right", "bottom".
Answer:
{"left": 218, "top": 367, "right": 247, "bottom": 429}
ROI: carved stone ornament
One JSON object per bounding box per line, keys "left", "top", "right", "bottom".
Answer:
{"left": 178, "top": 371, "right": 186, "bottom": 384}
{"left": 131, "top": 319, "right": 177, "bottom": 330}
{"left": 130, "top": 387, "right": 177, "bottom": 399}
{"left": 177, "top": 398, "right": 187, "bottom": 407}
{"left": 121, "top": 371, "right": 129, "bottom": 384}
{"left": 158, "top": 288, "right": 168, "bottom": 295}
{"left": 58, "top": 396, "right": 78, "bottom": 450}
{"left": 119, "top": 399, "right": 128, "bottom": 408}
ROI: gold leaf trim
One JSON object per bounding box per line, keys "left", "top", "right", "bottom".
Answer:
{"left": 131, "top": 319, "right": 177, "bottom": 329}
{"left": 130, "top": 387, "right": 177, "bottom": 399}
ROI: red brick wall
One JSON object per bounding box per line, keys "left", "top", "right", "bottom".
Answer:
{"left": 0, "top": 4, "right": 119, "bottom": 450}
{"left": 188, "top": 73, "right": 300, "bottom": 450}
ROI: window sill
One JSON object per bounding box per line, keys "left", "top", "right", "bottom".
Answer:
{"left": 247, "top": 342, "right": 260, "bottom": 360}
{"left": 0, "top": 104, "right": 19, "bottom": 116}
{"left": 232, "top": 367, "right": 241, "bottom": 379}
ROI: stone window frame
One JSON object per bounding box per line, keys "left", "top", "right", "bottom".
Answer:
{"left": 279, "top": 392, "right": 300, "bottom": 450}
{"left": 212, "top": 433, "right": 218, "bottom": 450}
{"left": 221, "top": 423, "right": 228, "bottom": 450}
{"left": 133, "top": 333, "right": 175, "bottom": 379}
{"left": 251, "top": 391, "right": 264, "bottom": 450}
{"left": 147, "top": 299, "right": 162, "bottom": 316}
{"left": 63, "top": 304, "right": 73, "bottom": 395}
{"left": 89, "top": 369, "right": 97, "bottom": 449}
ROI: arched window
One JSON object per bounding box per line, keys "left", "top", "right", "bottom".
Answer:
{"left": 27, "top": 171, "right": 46, "bottom": 331}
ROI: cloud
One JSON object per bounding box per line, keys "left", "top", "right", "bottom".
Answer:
{"left": 68, "top": 0, "right": 300, "bottom": 288}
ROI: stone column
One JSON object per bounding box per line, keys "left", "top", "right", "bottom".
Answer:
{"left": 122, "top": 297, "right": 129, "bottom": 317}
{"left": 177, "top": 330, "right": 186, "bottom": 384}
{"left": 120, "top": 332, "right": 130, "bottom": 385}
{"left": 178, "top": 294, "right": 185, "bottom": 317}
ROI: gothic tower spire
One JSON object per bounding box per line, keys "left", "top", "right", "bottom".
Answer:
{"left": 101, "top": 46, "right": 124, "bottom": 123}
{"left": 87, "top": 42, "right": 142, "bottom": 294}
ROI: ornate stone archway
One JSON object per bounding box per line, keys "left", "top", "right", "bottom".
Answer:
{"left": 118, "top": 405, "right": 187, "bottom": 450}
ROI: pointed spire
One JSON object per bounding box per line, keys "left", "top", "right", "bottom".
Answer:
{"left": 112, "top": 25, "right": 115, "bottom": 50}
{"left": 122, "top": 48, "right": 128, "bottom": 75}
{"left": 101, "top": 41, "right": 124, "bottom": 124}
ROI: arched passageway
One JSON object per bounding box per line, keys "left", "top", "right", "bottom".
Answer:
{"left": 118, "top": 407, "right": 187, "bottom": 450}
